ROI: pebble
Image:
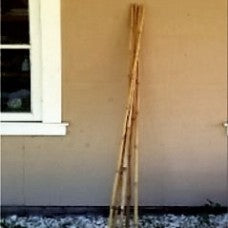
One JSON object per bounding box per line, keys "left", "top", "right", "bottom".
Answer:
{"left": 0, "top": 214, "right": 227, "bottom": 227}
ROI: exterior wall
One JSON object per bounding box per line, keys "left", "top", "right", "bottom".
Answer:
{"left": 1, "top": 0, "right": 227, "bottom": 206}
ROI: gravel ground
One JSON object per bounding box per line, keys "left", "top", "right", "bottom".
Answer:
{"left": 1, "top": 214, "right": 227, "bottom": 228}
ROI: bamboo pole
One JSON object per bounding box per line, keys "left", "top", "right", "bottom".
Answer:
{"left": 133, "top": 60, "right": 139, "bottom": 228}
{"left": 108, "top": 4, "right": 144, "bottom": 227}
{"left": 127, "top": 5, "right": 144, "bottom": 119}
{"left": 125, "top": 5, "right": 139, "bottom": 227}
{"left": 109, "top": 98, "right": 135, "bottom": 227}
{"left": 120, "top": 4, "right": 142, "bottom": 225}
{"left": 120, "top": 7, "right": 140, "bottom": 209}
{"left": 128, "top": 4, "right": 136, "bottom": 85}
{"left": 108, "top": 114, "right": 128, "bottom": 226}
{"left": 119, "top": 109, "right": 133, "bottom": 226}
{"left": 108, "top": 112, "right": 129, "bottom": 227}
{"left": 125, "top": 128, "right": 133, "bottom": 228}
{"left": 131, "top": 6, "right": 143, "bottom": 228}
{"left": 132, "top": 4, "right": 143, "bottom": 225}
{"left": 125, "top": 108, "right": 136, "bottom": 227}
{"left": 119, "top": 82, "right": 136, "bottom": 224}
{"left": 109, "top": 103, "right": 134, "bottom": 227}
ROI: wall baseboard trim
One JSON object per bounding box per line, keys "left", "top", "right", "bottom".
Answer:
{"left": 1, "top": 206, "right": 227, "bottom": 217}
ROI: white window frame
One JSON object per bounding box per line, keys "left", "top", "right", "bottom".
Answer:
{"left": 1, "top": 0, "right": 41, "bottom": 122}
{"left": 0, "top": 0, "right": 68, "bottom": 135}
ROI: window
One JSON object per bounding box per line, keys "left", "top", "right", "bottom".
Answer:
{"left": 1, "top": 0, "right": 41, "bottom": 121}
{"left": 0, "top": 0, "right": 68, "bottom": 135}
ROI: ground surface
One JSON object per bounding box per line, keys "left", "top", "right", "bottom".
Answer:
{"left": 1, "top": 214, "right": 227, "bottom": 228}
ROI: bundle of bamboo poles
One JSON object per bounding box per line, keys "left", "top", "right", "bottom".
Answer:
{"left": 108, "top": 4, "right": 145, "bottom": 228}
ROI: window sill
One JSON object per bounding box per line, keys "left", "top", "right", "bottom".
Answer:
{"left": 0, "top": 122, "right": 69, "bottom": 136}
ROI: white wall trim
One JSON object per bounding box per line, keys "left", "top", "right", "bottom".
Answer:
{"left": 0, "top": 122, "right": 69, "bottom": 136}
{"left": 40, "top": 0, "right": 62, "bottom": 123}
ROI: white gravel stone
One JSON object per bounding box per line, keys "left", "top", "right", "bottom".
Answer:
{"left": 0, "top": 213, "right": 227, "bottom": 227}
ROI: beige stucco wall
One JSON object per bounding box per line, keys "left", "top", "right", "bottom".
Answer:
{"left": 1, "top": 0, "right": 227, "bottom": 206}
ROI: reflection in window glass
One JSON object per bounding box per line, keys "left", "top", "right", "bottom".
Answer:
{"left": 1, "top": 49, "right": 31, "bottom": 112}
{"left": 1, "top": 0, "right": 29, "bottom": 44}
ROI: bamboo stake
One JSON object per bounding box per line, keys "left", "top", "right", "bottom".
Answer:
{"left": 125, "top": 130, "right": 133, "bottom": 228}
{"left": 119, "top": 75, "right": 137, "bottom": 224}
{"left": 131, "top": 8, "right": 141, "bottom": 228}
{"left": 125, "top": 111, "right": 135, "bottom": 227}
{"left": 133, "top": 60, "right": 139, "bottom": 228}
{"left": 126, "top": 5, "right": 139, "bottom": 227}
{"left": 128, "top": 4, "right": 136, "bottom": 85}
{"left": 108, "top": 113, "right": 130, "bottom": 227}
{"left": 126, "top": 96, "right": 137, "bottom": 228}
{"left": 130, "top": 6, "right": 143, "bottom": 228}
{"left": 127, "top": 5, "right": 144, "bottom": 116}
{"left": 121, "top": 5, "right": 143, "bottom": 224}
{"left": 109, "top": 101, "right": 134, "bottom": 227}
{"left": 109, "top": 102, "right": 134, "bottom": 227}
{"left": 119, "top": 77, "right": 137, "bottom": 210}
{"left": 108, "top": 4, "right": 144, "bottom": 227}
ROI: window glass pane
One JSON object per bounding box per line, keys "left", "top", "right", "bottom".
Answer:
{"left": 1, "top": 0, "right": 29, "bottom": 44}
{"left": 1, "top": 49, "right": 31, "bottom": 112}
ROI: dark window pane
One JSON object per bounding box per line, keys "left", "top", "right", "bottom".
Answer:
{"left": 1, "top": 0, "right": 29, "bottom": 44}
{"left": 1, "top": 49, "right": 31, "bottom": 112}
